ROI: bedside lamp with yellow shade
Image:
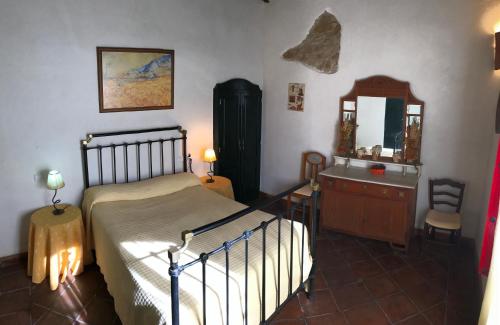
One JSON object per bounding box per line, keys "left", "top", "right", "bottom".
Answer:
{"left": 203, "top": 148, "right": 217, "bottom": 183}
{"left": 47, "top": 170, "right": 65, "bottom": 215}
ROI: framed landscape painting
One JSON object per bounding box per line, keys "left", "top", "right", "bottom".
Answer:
{"left": 97, "top": 47, "right": 174, "bottom": 112}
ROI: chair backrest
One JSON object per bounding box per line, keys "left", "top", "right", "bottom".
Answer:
{"left": 300, "top": 151, "right": 326, "bottom": 183}
{"left": 429, "top": 178, "right": 466, "bottom": 213}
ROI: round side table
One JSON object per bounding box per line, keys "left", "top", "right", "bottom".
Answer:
{"left": 200, "top": 176, "right": 235, "bottom": 200}
{"left": 27, "top": 205, "right": 85, "bottom": 290}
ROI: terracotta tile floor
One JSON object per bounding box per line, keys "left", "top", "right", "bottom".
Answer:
{"left": 270, "top": 232, "right": 481, "bottom": 325}
{"left": 0, "top": 260, "right": 120, "bottom": 325}
{"left": 0, "top": 232, "right": 480, "bottom": 325}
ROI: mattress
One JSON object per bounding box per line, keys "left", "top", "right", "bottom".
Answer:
{"left": 82, "top": 173, "right": 312, "bottom": 325}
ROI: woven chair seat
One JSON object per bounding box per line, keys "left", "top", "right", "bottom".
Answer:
{"left": 425, "top": 209, "right": 461, "bottom": 230}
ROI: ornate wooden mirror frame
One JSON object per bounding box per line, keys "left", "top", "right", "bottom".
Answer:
{"left": 336, "top": 75, "right": 424, "bottom": 165}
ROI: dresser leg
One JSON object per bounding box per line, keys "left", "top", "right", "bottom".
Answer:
{"left": 389, "top": 242, "right": 408, "bottom": 254}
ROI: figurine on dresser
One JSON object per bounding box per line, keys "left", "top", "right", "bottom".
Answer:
{"left": 371, "top": 145, "right": 382, "bottom": 160}
{"left": 405, "top": 117, "right": 420, "bottom": 163}
{"left": 392, "top": 151, "right": 402, "bottom": 163}
{"left": 337, "top": 113, "right": 355, "bottom": 155}
{"left": 356, "top": 147, "right": 366, "bottom": 158}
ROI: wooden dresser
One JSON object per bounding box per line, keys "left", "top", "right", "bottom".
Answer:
{"left": 319, "top": 165, "right": 418, "bottom": 250}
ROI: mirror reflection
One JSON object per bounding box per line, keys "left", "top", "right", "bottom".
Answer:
{"left": 407, "top": 104, "right": 421, "bottom": 114}
{"left": 343, "top": 101, "right": 355, "bottom": 110}
{"left": 356, "top": 96, "right": 404, "bottom": 157}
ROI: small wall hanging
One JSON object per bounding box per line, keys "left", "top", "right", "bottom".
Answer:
{"left": 282, "top": 11, "right": 341, "bottom": 74}
{"left": 288, "top": 83, "right": 305, "bottom": 111}
{"left": 97, "top": 47, "right": 174, "bottom": 112}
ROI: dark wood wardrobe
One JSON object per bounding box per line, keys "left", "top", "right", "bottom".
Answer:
{"left": 213, "top": 79, "right": 262, "bottom": 203}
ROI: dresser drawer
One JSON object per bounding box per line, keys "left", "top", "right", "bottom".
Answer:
{"left": 334, "top": 179, "right": 367, "bottom": 194}
{"left": 320, "top": 177, "right": 366, "bottom": 193}
{"left": 320, "top": 177, "right": 409, "bottom": 201}
{"left": 321, "top": 177, "right": 336, "bottom": 190}
{"left": 366, "top": 183, "right": 408, "bottom": 201}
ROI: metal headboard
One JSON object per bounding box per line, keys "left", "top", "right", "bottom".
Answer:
{"left": 81, "top": 125, "right": 192, "bottom": 188}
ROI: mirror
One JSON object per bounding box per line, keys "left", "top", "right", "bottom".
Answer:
{"left": 407, "top": 104, "right": 421, "bottom": 115}
{"left": 343, "top": 101, "right": 356, "bottom": 110}
{"left": 336, "top": 76, "right": 424, "bottom": 165}
{"left": 356, "top": 96, "right": 404, "bottom": 157}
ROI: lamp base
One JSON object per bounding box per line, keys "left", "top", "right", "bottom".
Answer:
{"left": 206, "top": 165, "right": 215, "bottom": 183}
{"left": 51, "top": 189, "right": 65, "bottom": 215}
{"left": 52, "top": 208, "right": 65, "bottom": 215}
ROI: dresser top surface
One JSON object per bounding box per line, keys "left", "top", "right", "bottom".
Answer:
{"left": 319, "top": 165, "right": 419, "bottom": 189}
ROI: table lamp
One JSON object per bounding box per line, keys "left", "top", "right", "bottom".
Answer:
{"left": 203, "top": 148, "right": 217, "bottom": 183}
{"left": 47, "top": 170, "right": 65, "bottom": 215}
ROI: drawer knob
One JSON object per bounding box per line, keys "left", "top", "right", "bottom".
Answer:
{"left": 399, "top": 192, "right": 405, "bottom": 198}
{"left": 382, "top": 189, "right": 388, "bottom": 194}
{"left": 363, "top": 185, "right": 367, "bottom": 189}
{"left": 342, "top": 183, "right": 348, "bottom": 189}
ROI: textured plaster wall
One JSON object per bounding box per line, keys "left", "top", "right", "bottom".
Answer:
{"left": 0, "top": 0, "right": 264, "bottom": 257}
{"left": 260, "top": 0, "right": 500, "bottom": 238}
{"left": 1, "top": 0, "right": 499, "bottom": 258}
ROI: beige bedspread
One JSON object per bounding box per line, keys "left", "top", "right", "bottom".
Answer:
{"left": 83, "top": 173, "right": 312, "bottom": 325}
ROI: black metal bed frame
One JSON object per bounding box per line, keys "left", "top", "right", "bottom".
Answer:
{"left": 81, "top": 125, "right": 192, "bottom": 189}
{"left": 80, "top": 126, "right": 319, "bottom": 325}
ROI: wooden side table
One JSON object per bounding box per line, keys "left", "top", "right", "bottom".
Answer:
{"left": 200, "top": 176, "right": 235, "bottom": 200}
{"left": 27, "top": 205, "right": 85, "bottom": 290}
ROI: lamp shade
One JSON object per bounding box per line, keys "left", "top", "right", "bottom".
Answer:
{"left": 496, "top": 32, "right": 500, "bottom": 70}
{"left": 47, "top": 170, "right": 65, "bottom": 190}
{"left": 204, "top": 148, "right": 217, "bottom": 162}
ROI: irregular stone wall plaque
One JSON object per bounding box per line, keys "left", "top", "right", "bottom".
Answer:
{"left": 282, "top": 11, "right": 341, "bottom": 74}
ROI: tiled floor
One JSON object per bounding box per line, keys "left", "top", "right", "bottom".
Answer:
{"left": 0, "top": 260, "right": 120, "bottom": 325}
{"left": 270, "top": 233, "right": 481, "bottom": 325}
{"left": 0, "top": 233, "right": 480, "bottom": 325}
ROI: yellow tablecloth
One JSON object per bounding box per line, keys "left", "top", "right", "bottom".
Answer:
{"left": 200, "top": 175, "right": 235, "bottom": 199}
{"left": 27, "top": 205, "right": 85, "bottom": 290}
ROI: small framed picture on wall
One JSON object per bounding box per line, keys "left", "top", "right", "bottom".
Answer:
{"left": 288, "top": 83, "right": 305, "bottom": 112}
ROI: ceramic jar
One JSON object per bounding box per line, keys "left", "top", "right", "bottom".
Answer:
{"left": 392, "top": 152, "right": 402, "bottom": 163}
{"left": 356, "top": 147, "right": 366, "bottom": 159}
{"left": 371, "top": 145, "right": 382, "bottom": 160}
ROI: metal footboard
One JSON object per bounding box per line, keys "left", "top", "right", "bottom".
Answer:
{"left": 168, "top": 180, "right": 319, "bottom": 325}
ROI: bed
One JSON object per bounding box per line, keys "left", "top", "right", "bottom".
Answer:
{"left": 80, "top": 126, "right": 319, "bottom": 325}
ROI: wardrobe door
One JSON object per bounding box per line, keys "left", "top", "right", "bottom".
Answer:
{"left": 214, "top": 92, "right": 242, "bottom": 197}
{"left": 214, "top": 79, "right": 262, "bottom": 203}
{"left": 239, "top": 91, "right": 262, "bottom": 202}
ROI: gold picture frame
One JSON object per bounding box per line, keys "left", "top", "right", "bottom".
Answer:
{"left": 97, "top": 47, "right": 174, "bottom": 112}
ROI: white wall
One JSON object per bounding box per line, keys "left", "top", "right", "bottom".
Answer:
{"left": 0, "top": 0, "right": 264, "bottom": 257}
{"left": 1, "top": 0, "right": 499, "bottom": 258}
{"left": 260, "top": 0, "right": 500, "bottom": 238}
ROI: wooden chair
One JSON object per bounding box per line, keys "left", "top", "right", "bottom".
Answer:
{"left": 423, "top": 178, "right": 465, "bottom": 246}
{"left": 287, "top": 151, "right": 326, "bottom": 230}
